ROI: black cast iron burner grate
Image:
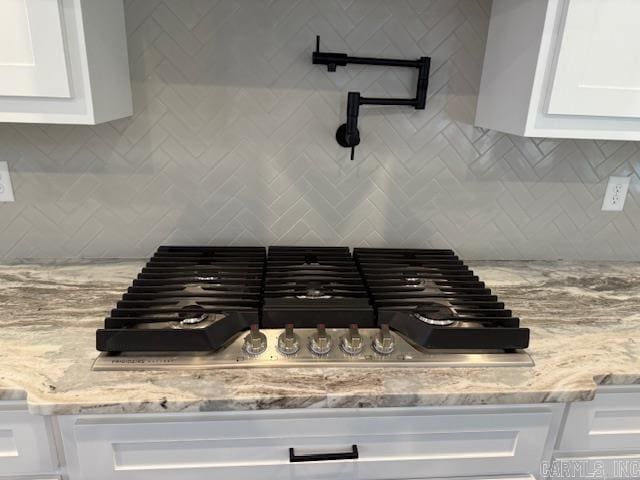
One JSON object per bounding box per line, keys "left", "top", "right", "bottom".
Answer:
{"left": 261, "top": 246, "right": 375, "bottom": 328}
{"left": 353, "top": 248, "right": 529, "bottom": 350}
{"left": 96, "top": 246, "right": 266, "bottom": 352}
{"left": 96, "top": 245, "right": 529, "bottom": 353}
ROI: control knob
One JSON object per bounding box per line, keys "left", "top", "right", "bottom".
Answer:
{"left": 341, "top": 324, "right": 364, "bottom": 355}
{"left": 277, "top": 324, "right": 300, "bottom": 355}
{"left": 309, "top": 324, "right": 332, "bottom": 355}
{"left": 372, "top": 324, "right": 395, "bottom": 355}
{"left": 243, "top": 324, "right": 267, "bottom": 355}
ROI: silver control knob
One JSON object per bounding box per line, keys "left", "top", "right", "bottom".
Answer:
{"left": 372, "top": 324, "right": 395, "bottom": 355}
{"left": 309, "top": 324, "right": 332, "bottom": 355}
{"left": 243, "top": 324, "right": 267, "bottom": 355}
{"left": 278, "top": 324, "right": 300, "bottom": 355}
{"left": 341, "top": 324, "right": 364, "bottom": 355}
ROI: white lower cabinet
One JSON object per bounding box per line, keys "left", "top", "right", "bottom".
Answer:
{"left": 10, "top": 387, "right": 640, "bottom": 480}
{"left": 58, "top": 405, "right": 562, "bottom": 480}
{"left": 560, "top": 385, "right": 640, "bottom": 452}
{"left": 0, "top": 402, "right": 58, "bottom": 478}
{"left": 548, "top": 386, "right": 640, "bottom": 480}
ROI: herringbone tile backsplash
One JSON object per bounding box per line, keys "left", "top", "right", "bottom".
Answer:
{"left": 1, "top": 0, "right": 639, "bottom": 260}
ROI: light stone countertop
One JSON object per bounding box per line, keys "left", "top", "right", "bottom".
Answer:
{"left": 1, "top": 260, "right": 639, "bottom": 415}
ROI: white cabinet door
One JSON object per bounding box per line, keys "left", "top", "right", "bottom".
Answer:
{"left": 0, "top": 0, "right": 70, "bottom": 98}
{"left": 0, "top": 0, "right": 132, "bottom": 124}
{"left": 548, "top": 0, "right": 640, "bottom": 118}
{"left": 0, "top": 402, "right": 57, "bottom": 475}
{"left": 559, "top": 387, "right": 640, "bottom": 452}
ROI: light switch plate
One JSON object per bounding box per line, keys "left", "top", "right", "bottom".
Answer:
{"left": 602, "top": 176, "right": 630, "bottom": 211}
{"left": 0, "top": 161, "right": 15, "bottom": 202}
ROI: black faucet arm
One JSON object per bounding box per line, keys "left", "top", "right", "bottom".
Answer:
{"left": 312, "top": 36, "right": 431, "bottom": 161}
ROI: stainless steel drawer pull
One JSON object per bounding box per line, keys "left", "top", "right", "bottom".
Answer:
{"left": 289, "top": 445, "right": 359, "bottom": 462}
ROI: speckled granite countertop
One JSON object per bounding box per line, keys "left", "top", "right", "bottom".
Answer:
{"left": 1, "top": 260, "right": 639, "bottom": 415}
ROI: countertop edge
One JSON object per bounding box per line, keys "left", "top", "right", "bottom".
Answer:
{"left": 0, "top": 378, "right": 606, "bottom": 416}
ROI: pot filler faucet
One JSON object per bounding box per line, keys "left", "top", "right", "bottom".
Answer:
{"left": 312, "top": 36, "right": 431, "bottom": 161}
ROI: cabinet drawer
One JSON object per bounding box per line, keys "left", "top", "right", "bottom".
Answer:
{"left": 71, "top": 407, "right": 555, "bottom": 480}
{"left": 0, "top": 402, "right": 56, "bottom": 475}
{"left": 560, "top": 387, "right": 640, "bottom": 452}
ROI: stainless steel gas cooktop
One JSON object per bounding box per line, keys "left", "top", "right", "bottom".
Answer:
{"left": 93, "top": 246, "right": 533, "bottom": 370}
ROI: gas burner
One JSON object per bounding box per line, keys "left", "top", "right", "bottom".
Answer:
{"left": 295, "top": 281, "right": 333, "bottom": 300}
{"left": 405, "top": 277, "right": 443, "bottom": 294}
{"left": 171, "top": 313, "right": 222, "bottom": 330}
{"left": 296, "top": 288, "right": 332, "bottom": 300}
{"left": 414, "top": 312, "right": 456, "bottom": 326}
{"left": 177, "top": 304, "right": 207, "bottom": 319}
{"left": 412, "top": 303, "right": 457, "bottom": 326}
{"left": 302, "top": 253, "right": 321, "bottom": 267}
{"left": 180, "top": 312, "right": 209, "bottom": 325}
{"left": 182, "top": 284, "right": 216, "bottom": 293}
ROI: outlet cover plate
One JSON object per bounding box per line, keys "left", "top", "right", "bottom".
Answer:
{"left": 0, "top": 161, "right": 15, "bottom": 202}
{"left": 602, "top": 176, "right": 631, "bottom": 212}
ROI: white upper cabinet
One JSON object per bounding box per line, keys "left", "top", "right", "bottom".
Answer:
{"left": 476, "top": 0, "right": 640, "bottom": 140}
{"left": 548, "top": 0, "right": 640, "bottom": 118}
{"left": 0, "top": 0, "right": 70, "bottom": 98}
{"left": 0, "top": 0, "right": 132, "bottom": 124}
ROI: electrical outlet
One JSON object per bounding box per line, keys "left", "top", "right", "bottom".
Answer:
{"left": 0, "top": 161, "right": 15, "bottom": 202}
{"left": 602, "top": 176, "right": 631, "bottom": 211}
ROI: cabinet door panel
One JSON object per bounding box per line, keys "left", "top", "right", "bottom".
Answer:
{"left": 548, "top": 0, "right": 640, "bottom": 118}
{"left": 0, "top": 0, "right": 70, "bottom": 98}
{"left": 71, "top": 409, "right": 554, "bottom": 480}
{"left": 0, "top": 403, "right": 57, "bottom": 475}
{"left": 560, "top": 388, "right": 640, "bottom": 452}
